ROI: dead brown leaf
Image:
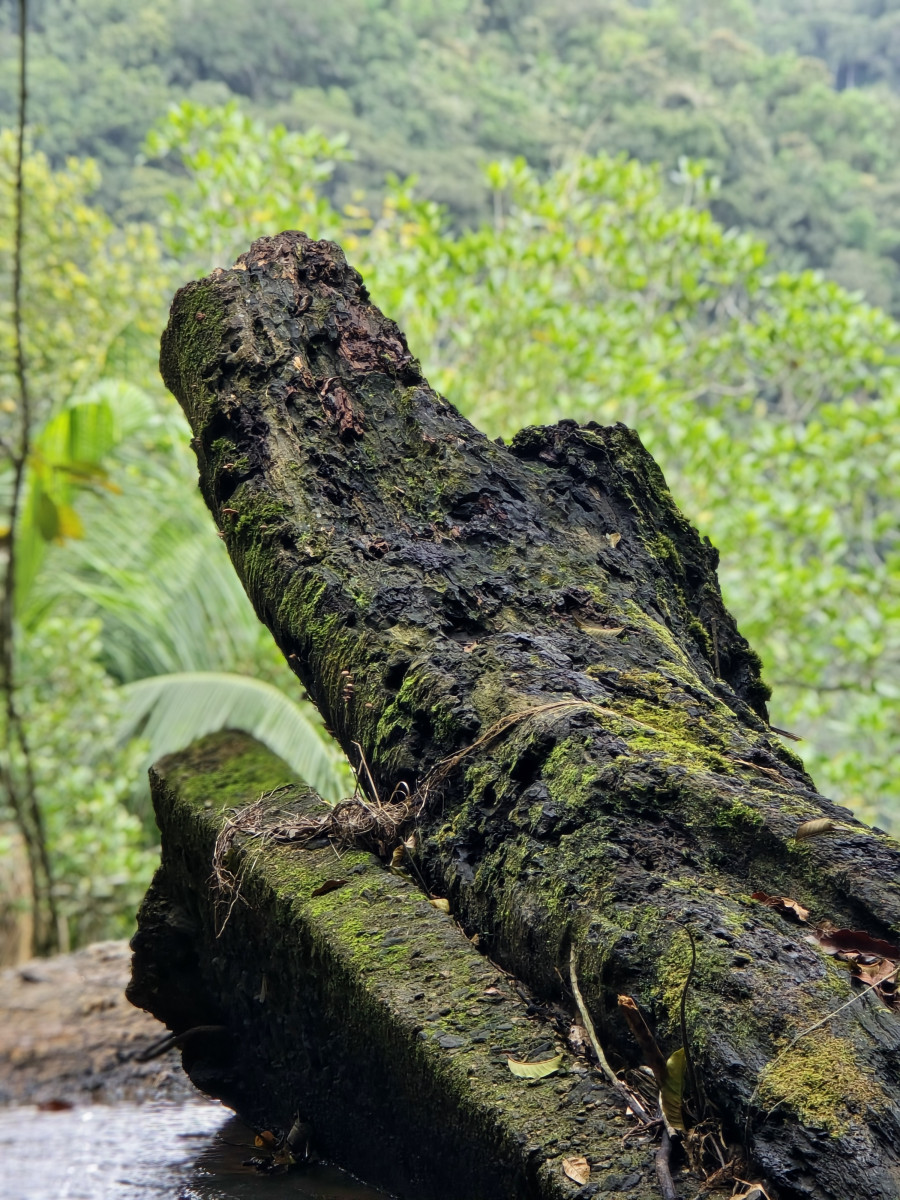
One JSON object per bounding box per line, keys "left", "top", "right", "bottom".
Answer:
{"left": 562, "top": 1156, "right": 590, "bottom": 1185}
{"left": 617, "top": 994, "right": 666, "bottom": 1081}
{"left": 813, "top": 928, "right": 899, "bottom": 1007}
{"left": 605, "top": 532, "right": 622, "bottom": 548}
{"left": 429, "top": 897, "right": 451, "bottom": 913}
{"left": 816, "top": 928, "right": 900, "bottom": 960}
{"left": 751, "top": 891, "right": 810, "bottom": 923}
{"left": 310, "top": 879, "right": 347, "bottom": 897}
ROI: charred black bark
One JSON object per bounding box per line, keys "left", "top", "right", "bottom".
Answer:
{"left": 150, "top": 231, "right": 900, "bottom": 1199}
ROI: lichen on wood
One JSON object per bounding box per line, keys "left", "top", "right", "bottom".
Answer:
{"left": 142, "top": 230, "right": 900, "bottom": 1199}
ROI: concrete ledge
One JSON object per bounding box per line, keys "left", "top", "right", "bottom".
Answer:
{"left": 128, "top": 731, "right": 666, "bottom": 1200}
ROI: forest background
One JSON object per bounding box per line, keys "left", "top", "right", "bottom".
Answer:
{"left": 0, "top": 0, "right": 898, "bottom": 953}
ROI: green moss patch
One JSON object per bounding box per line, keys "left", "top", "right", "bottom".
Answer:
{"left": 759, "top": 1033, "right": 883, "bottom": 1134}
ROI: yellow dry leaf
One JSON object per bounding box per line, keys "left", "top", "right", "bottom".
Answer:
{"left": 56, "top": 504, "right": 84, "bottom": 541}
{"left": 507, "top": 1052, "right": 563, "bottom": 1079}
{"left": 795, "top": 818, "right": 837, "bottom": 840}
{"left": 562, "top": 1156, "right": 590, "bottom": 1185}
{"left": 605, "top": 532, "right": 622, "bottom": 547}
{"left": 429, "top": 897, "right": 450, "bottom": 913}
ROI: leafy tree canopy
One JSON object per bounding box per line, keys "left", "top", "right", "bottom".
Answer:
{"left": 3, "top": 0, "right": 900, "bottom": 311}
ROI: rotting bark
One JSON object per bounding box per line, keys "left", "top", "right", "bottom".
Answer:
{"left": 142, "top": 230, "right": 900, "bottom": 1199}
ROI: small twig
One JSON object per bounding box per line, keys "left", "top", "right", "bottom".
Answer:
{"left": 422, "top": 699, "right": 662, "bottom": 800}
{"left": 351, "top": 740, "right": 381, "bottom": 806}
{"left": 569, "top": 946, "right": 652, "bottom": 1123}
{"left": 679, "top": 926, "right": 702, "bottom": 1116}
{"left": 132, "top": 1024, "right": 228, "bottom": 1062}
{"left": 0, "top": 0, "right": 59, "bottom": 955}
{"left": 709, "top": 617, "right": 720, "bottom": 678}
{"left": 655, "top": 1127, "right": 679, "bottom": 1200}
{"left": 769, "top": 725, "right": 802, "bottom": 742}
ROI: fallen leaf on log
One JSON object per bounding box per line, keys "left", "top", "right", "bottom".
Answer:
{"left": 507, "top": 1053, "right": 563, "bottom": 1079}
{"left": 795, "top": 818, "right": 837, "bottom": 840}
{"left": 310, "top": 879, "right": 347, "bottom": 897}
{"left": 816, "top": 929, "right": 900, "bottom": 961}
{"left": 605, "top": 532, "right": 622, "bottom": 547}
{"left": 617, "top": 994, "right": 667, "bottom": 1080}
{"left": 562, "top": 1156, "right": 590, "bottom": 1185}
{"left": 813, "top": 928, "right": 899, "bottom": 1006}
{"left": 751, "top": 892, "right": 810, "bottom": 923}
{"left": 429, "top": 897, "right": 450, "bottom": 913}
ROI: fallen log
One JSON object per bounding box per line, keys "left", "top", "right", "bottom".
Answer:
{"left": 137, "top": 230, "right": 900, "bottom": 1199}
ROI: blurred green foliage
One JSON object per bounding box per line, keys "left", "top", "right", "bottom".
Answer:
{"left": 4, "top": 1, "right": 900, "bottom": 313}
{"left": 2, "top": 2, "right": 900, "bottom": 943}
{"left": 0, "top": 128, "right": 349, "bottom": 949}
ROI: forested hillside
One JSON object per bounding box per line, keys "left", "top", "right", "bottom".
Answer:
{"left": 3, "top": 0, "right": 900, "bottom": 311}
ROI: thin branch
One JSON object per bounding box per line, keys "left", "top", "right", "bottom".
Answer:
{"left": 569, "top": 945, "right": 653, "bottom": 1124}
{"left": 655, "top": 1128, "right": 679, "bottom": 1200}
{"left": 679, "top": 926, "right": 701, "bottom": 1116}
{"left": 0, "top": 0, "right": 59, "bottom": 954}
{"left": 131, "top": 1024, "right": 228, "bottom": 1063}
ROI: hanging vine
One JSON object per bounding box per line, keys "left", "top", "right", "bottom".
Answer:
{"left": 1, "top": 0, "right": 59, "bottom": 956}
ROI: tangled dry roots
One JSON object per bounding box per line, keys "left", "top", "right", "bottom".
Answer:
{"left": 209, "top": 782, "right": 422, "bottom": 932}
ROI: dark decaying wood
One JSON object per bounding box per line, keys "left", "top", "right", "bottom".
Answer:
{"left": 150, "top": 231, "right": 900, "bottom": 1198}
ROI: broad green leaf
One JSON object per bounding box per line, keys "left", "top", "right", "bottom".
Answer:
{"left": 117, "top": 671, "right": 351, "bottom": 803}
{"left": 36, "top": 491, "right": 60, "bottom": 541}
{"left": 660, "top": 1047, "right": 687, "bottom": 1132}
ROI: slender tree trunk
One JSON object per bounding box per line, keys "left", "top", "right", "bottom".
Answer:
{"left": 157, "top": 231, "right": 900, "bottom": 1199}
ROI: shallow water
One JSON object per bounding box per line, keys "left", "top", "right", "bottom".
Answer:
{"left": 0, "top": 1100, "right": 392, "bottom": 1200}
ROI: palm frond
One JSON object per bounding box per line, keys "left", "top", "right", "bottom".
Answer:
{"left": 119, "top": 671, "right": 351, "bottom": 804}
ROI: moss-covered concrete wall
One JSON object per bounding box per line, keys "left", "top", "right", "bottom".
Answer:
{"left": 130, "top": 731, "right": 678, "bottom": 1200}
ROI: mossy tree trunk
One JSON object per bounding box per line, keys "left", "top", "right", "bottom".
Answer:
{"left": 157, "top": 231, "right": 900, "bottom": 1199}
